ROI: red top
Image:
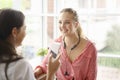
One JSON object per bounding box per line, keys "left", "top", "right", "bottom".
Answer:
{"left": 40, "top": 37, "right": 97, "bottom": 80}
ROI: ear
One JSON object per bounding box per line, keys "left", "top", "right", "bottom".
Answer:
{"left": 12, "top": 27, "right": 18, "bottom": 38}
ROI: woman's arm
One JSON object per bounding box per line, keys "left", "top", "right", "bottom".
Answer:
{"left": 34, "top": 50, "right": 61, "bottom": 80}
{"left": 86, "top": 44, "right": 97, "bottom": 80}
{"left": 34, "top": 66, "right": 45, "bottom": 79}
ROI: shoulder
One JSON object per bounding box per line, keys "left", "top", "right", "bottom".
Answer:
{"left": 16, "top": 58, "right": 29, "bottom": 65}
{"left": 0, "top": 59, "right": 32, "bottom": 69}
{"left": 0, "top": 59, "right": 35, "bottom": 80}
{"left": 13, "top": 59, "right": 35, "bottom": 80}
{"left": 14, "top": 59, "right": 32, "bottom": 69}
{"left": 87, "top": 40, "right": 96, "bottom": 50}
{"left": 83, "top": 37, "right": 96, "bottom": 50}
{"left": 81, "top": 37, "right": 96, "bottom": 50}
{"left": 83, "top": 39, "right": 97, "bottom": 57}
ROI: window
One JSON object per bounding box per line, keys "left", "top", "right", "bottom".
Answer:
{"left": 97, "top": 0, "right": 106, "bottom": 8}
{"left": 116, "top": 0, "right": 120, "bottom": 8}
{"left": 1, "top": 0, "right": 120, "bottom": 79}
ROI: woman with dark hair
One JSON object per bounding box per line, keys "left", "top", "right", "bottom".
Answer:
{"left": 0, "top": 8, "right": 60, "bottom": 80}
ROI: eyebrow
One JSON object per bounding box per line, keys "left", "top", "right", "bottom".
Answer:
{"left": 59, "top": 19, "right": 72, "bottom": 21}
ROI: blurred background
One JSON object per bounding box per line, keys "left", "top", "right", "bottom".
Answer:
{"left": 0, "top": 0, "right": 120, "bottom": 80}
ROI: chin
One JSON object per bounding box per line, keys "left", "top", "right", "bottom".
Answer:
{"left": 63, "top": 34, "right": 69, "bottom": 37}
{"left": 16, "top": 44, "right": 22, "bottom": 48}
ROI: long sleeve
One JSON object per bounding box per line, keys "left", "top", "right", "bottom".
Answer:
{"left": 86, "top": 44, "right": 97, "bottom": 80}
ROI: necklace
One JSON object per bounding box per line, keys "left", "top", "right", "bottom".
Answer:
{"left": 63, "top": 34, "right": 80, "bottom": 76}
{"left": 63, "top": 34, "right": 80, "bottom": 50}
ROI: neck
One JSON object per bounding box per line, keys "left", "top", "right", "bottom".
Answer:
{"left": 65, "top": 34, "right": 78, "bottom": 44}
{"left": 63, "top": 34, "right": 80, "bottom": 50}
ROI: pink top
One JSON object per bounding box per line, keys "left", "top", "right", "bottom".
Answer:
{"left": 40, "top": 37, "right": 97, "bottom": 80}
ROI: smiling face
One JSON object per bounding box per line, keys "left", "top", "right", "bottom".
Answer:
{"left": 58, "top": 12, "right": 78, "bottom": 37}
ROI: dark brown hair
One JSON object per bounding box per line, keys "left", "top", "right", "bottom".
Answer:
{"left": 0, "top": 8, "right": 24, "bottom": 80}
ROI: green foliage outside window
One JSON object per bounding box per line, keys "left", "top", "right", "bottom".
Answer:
{"left": 0, "top": 0, "right": 12, "bottom": 8}
{"left": 98, "top": 57, "right": 120, "bottom": 68}
{"left": 36, "top": 48, "right": 48, "bottom": 56}
{"left": 105, "top": 25, "right": 120, "bottom": 52}
{"left": 98, "top": 24, "right": 120, "bottom": 68}
{"left": 100, "top": 24, "right": 120, "bottom": 54}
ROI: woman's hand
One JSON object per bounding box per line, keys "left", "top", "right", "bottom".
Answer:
{"left": 34, "top": 66, "right": 43, "bottom": 79}
{"left": 46, "top": 54, "right": 61, "bottom": 80}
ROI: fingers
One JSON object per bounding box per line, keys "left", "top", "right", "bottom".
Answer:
{"left": 48, "top": 53, "right": 61, "bottom": 66}
{"left": 55, "top": 54, "right": 61, "bottom": 64}
{"left": 56, "top": 54, "right": 61, "bottom": 60}
{"left": 48, "top": 54, "right": 52, "bottom": 63}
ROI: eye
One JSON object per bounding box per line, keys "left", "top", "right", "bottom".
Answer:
{"left": 58, "top": 21, "right": 62, "bottom": 24}
{"left": 64, "top": 21, "right": 70, "bottom": 25}
{"left": 65, "top": 21, "right": 70, "bottom": 24}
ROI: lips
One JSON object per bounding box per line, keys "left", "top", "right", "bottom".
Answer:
{"left": 62, "top": 29, "right": 68, "bottom": 33}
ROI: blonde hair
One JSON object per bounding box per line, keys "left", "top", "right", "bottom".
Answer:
{"left": 60, "top": 8, "right": 84, "bottom": 38}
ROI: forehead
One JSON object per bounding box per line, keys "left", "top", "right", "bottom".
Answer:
{"left": 58, "top": 12, "right": 74, "bottom": 21}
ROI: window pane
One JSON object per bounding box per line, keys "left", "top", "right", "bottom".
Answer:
{"left": 97, "top": 0, "right": 106, "bottom": 8}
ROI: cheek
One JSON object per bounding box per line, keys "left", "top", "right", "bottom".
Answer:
{"left": 59, "top": 26, "right": 62, "bottom": 31}
{"left": 20, "top": 31, "right": 26, "bottom": 41}
{"left": 16, "top": 32, "right": 26, "bottom": 45}
{"left": 66, "top": 25, "right": 72, "bottom": 31}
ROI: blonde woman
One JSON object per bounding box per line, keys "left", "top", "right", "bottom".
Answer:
{"left": 34, "top": 8, "right": 97, "bottom": 80}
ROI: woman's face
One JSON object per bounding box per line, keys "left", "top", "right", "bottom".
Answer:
{"left": 58, "top": 12, "right": 77, "bottom": 36}
{"left": 15, "top": 23, "right": 26, "bottom": 47}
